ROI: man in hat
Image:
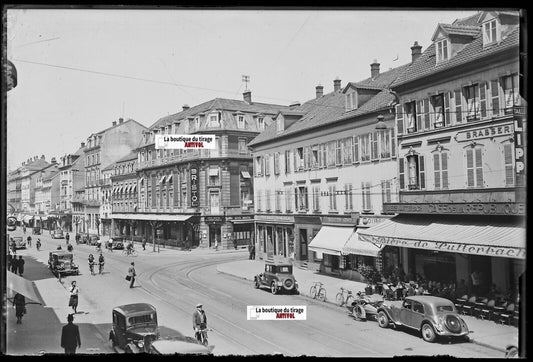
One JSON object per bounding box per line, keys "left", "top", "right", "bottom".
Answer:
{"left": 127, "top": 262, "right": 136, "bottom": 288}
{"left": 61, "top": 314, "right": 81, "bottom": 354}
{"left": 192, "top": 303, "right": 207, "bottom": 343}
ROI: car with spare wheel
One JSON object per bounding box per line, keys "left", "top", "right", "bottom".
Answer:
{"left": 109, "top": 303, "right": 159, "bottom": 353}
{"left": 254, "top": 261, "right": 298, "bottom": 295}
{"left": 48, "top": 250, "right": 80, "bottom": 276}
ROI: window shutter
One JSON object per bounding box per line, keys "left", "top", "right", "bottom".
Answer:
{"left": 442, "top": 152, "right": 448, "bottom": 189}
{"left": 416, "top": 100, "right": 423, "bottom": 131}
{"left": 424, "top": 99, "right": 430, "bottom": 130}
{"left": 466, "top": 149, "right": 474, "bottom": 187}
{"left": 475, "top": 148, "right": 483, "bottom": 187}
{"left": 371, "top": 132, "right": 378, "bottom": 160}
{"left": 454, "top": 89, "right": 462, "bottom": 124}
{"left": 444, "top": 93, "right": 451, "bottom": 126}
{"left": 395, "top": 104, "right": 404, "bottom": 135}
{"left": 419, "top": 155, "right": 425, "bottom": 189}
{"left": 399, "top": 157, "right": 405, "bottom": 190}
{"left": 293, "top": 149, "right": 298, "bottom": 172}
{"left": 433, "top": 153, "right": 441, "bottom": 189}
{"left": 504, "top": 144, "right": 514, "bottom": 186}
{"left": 391, "top": 128, "right": 396, "bottom": 158}
{"left": 490, "top": 79, "right": 500, "bottom": 118}
{"left": 303, "top": 146, "right": 309, "bottom": 170}
{"left": 480, "top": 82, "right": 488, "bottom": 118}
{"left": 353, "top": 135, "right": 359, "bottom": 163}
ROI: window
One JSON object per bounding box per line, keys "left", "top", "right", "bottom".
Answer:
{"left": 413, "top": 301, "right": 425, "bottom": 314}
{"left": 276, "top": 118, "right": 283, "bottom": 132}
{"left": 464, "top": 84, "right": 480, "bottom": 121}
{"left": 264, "top": 154, "right": 271, "bottom": 176}
{"left": 257, "top": 117, "right": 264, "bottom": 130}
{"left": 371, "top": 132, "right": 379, "bottom": 160}
{"left": 342, "top": 137, "right": 352, "bottom": 165}
{"left": 237, "top": 115, "right": 245, "bottom": 129}
{"left": 344, "top": 184, "right": 353, "bottom": 211}
{"left": 454, "top": 89, "right": 463, "bottom": 123}
{"left": 255, "top": 156, "right": 263, "bottom": 176}
{"left": 436, "top": 39, "right": 449, "bottom": 63}
{"left": 381, "top": 180, "right": 391, "bottom": 206}
{"left": 328, "top": 185, "right": 337, "bottom": 211}
{"left": 265, "top": 189, "right": 271, "bottom": 211}
{"left": 311, "top": 146, "right": 319, "bottom": 169}
{"left": 238, "top": 138, "right": 247, "bottom": 154}
{"left": 361, "top": 182, "right": 372, "bottom": 212}
{"left": 208, "top": 167, "right": 220, "bottom": 186}
{"left": 285, "top": 150, "right": 291, "bottom": 174}
{"left": 406, "top": 155, "right": 425, "bottom": 190}
{"left": 209, "top": 113, "right": 220, "bottom": 127}
{"left": 275, "top": 189, "right": 281, "bottom": 211}
{"left": 274, "top": 153, "right": 280, "bottom": 175}
{"left": 320, "top": 143, "right": 327, "bottom": 168}
{"left": 360, "top": 134, "right": 371, "bottom": 162}
{"left": 327, "top": 141, "right": 336, "bottom": 167}
{"left": 482, "top": 19, "right": 498, "bottom": 45}
{"left": 431, "top": 94, "right": 445, "bottom": 128}
{"left": 296, "top": 147, "right": 304, "bottom": 171}
{"left": 209, "top": 191, "right": 220, "bottom": 213}
{"left": 466, "top": 147, "right": 484, "bottom": 188}
{"left": 285, "top": 186, "right": 293, "bottom": 212}
{"left": 345, "top": 92, "right": 357, "bottom": 111}
{"left": 405, "top": 101, "right": 417, "bottom": 132}
{"left": 490, "top": 79, "right": 500, "bottom": 118}
{"left": 335, "top": 140, "right": 342, "bottom": 165}
{"left": 352, "top": 136, "right": 359, "bottom": 163}
{"left": 379, "top": 130, "right": 391, "bottom": 159}
{"left": 312, "top": 185, "right": 320, "bottom": 212}
{"left": 504, "top": 143, "right": 514, "bottom": 186}
{"left": 502, "top": 74, "right": 520, "bottom": 112}
{"left": 433, "top": 152, "right": 449, "bottom": 189}
{"left": 295, "top": 186, "right": 308, "bottom": 211}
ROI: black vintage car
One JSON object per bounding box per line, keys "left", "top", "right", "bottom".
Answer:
{"left": 48, "top": 251, "right": 80, "bottom": 276}
{"left": 254, "top": 261, "right": 299, "bottom": 295}
{"left": 109, "top": 303, "right": 159, "bottom": 353}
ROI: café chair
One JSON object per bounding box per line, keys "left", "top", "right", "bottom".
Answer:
{"left": 479, "top": 299, "right": 496, "bottom": 320}
{"left": 498, "top": 303, "right": 515, "bottom": 325}
{"left": 462, "top": 296, "right": 477, "bottom": 316}
{"left": 454, "top": 294, "right": 468, "bottom": 314}
{"left": 513, "top": 305, "right": 519, "bottom": 327}
{"left": 473, "top": 297, "right": 488, "bottom": 318}
{"left": 492, "top": 300, "right": 508, "bottom": 323}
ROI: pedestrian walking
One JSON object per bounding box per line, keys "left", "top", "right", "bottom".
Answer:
{"left": 233, "top": 238, "right": 238, "bottom": 250}
{"left": 23, "top": 224, "right": 26, "bottom": 234}
{"left": 68, "top": 281, "right": 79, "bottom": 314}
{"left": 12, "top": 292, "right": 26, "bottom": 324}
{"left": 27, "top": 235, "right": 32, "bottom": 248}
{"left": 65, "top": 232, "right": 70, "bottom": 244}
{"left": 250, "top": 243, "right": 255, "bottom": 260}
{"left": 214, "top": 236, "right": 219, "bottom": 251}
{"left": 61, "top": 314, "right": 81, "bottom": 354}
{"left": 17, "top": 256, "right": 25, "bottom": 277}
{"left": 8, "top": 253, "right": 13, "bottom": 271}
{"left": 11, "top": 253, "right": 19, "bottom": 273}
{"left": 142, "top": 238, "right": 146, "bottom": 251}
{"left": 75, "top": 233, "right": 80, "bottom": 245}
{"left": 127, "top": 262, "right": 136, "bottom": 288}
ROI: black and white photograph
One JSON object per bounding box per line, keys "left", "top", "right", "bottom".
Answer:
{"left": 3, "top": 6, "right": 526, "bottom": 357}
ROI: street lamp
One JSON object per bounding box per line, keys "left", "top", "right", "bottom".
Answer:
{"left": 375, "top": 114, "right": 387, "bottom": 130}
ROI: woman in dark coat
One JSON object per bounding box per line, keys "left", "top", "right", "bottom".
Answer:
{"left": 13, "top": 293, "right": 26, "bottom": 324}
{"left": 17, "top": 256, "right": 25, "bottom": 277}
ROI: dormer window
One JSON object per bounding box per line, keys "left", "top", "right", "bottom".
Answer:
{"left": 209, "top": 113, "right": 220, "bottom": 127}
{"left": 276, "top": 117, "right": 283, "bottom": 132}
{"left": 436, "top": 39, "right": 449, "bottom": 63}
{"left": 345, "top": 91, "right": 357, "bottom": 111}
{"left": 237, "top": 115, "right": 245, "bottom": 129}
{"left": 194, "top": 117, "right": 200, "bottom": 130}
{"left": 257, "top": 117, "right": 264, "bottom": 130}
{"left": 482, "top": 19, "right": 498, "bottom": 45}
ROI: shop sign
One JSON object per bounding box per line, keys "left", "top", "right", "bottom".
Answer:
{"left": 358, "top": 216, "right": 389, "bottom": 227}
{"left": 383, "top": 202, "right": 525, "bottom": 216}
{"left": 190, "top": 164, "right": 198, "bottom": 207}
{"left": 255, "top": 214, "right": 294, "bottom": 223}
{"left": 205, "top": 216, "right": 225, "bottom": 224}
{"left": 455, "top": 123, "right": 512, "bottom": 142}
{"left": 229, "top": 216, "right": 254, "bottom": 222}
{"left": 321, "top": 214, "right": 359, "bottom": 226}
{"left": 360, "top": 235, "right": 526, "bottom": 259}
{"left": 514, "top": 116, "right": 525, "bottom": 185}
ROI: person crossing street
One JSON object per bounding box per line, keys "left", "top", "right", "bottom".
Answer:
{"left": 127, "top": 262, "right": 136, "bottom": 288}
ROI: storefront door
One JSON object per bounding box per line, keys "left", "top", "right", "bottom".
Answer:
{"left": 209, "top": 225, "right": 221, "bottom": 248}
{"left": 470, "top": 255, "right": 492, "bottom": 295}
{"left": 299, "top": 229, "right": 308, "bottom": 260}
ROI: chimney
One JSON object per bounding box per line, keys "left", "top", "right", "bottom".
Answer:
{"left": 34, "top": 155, "right": 38, "bottom": 161}
{"left": 371, "top": 60, "right": 380, "bottom": 79}
{"left": 182, "top": 104, "right": 190, "bottom": 111}
{"left": 289, "top": 101, "right": 301, "bottom": 109}
{"left": 112, "top": 121, "right": 117, "bottom": 126}
{"left": 22, "top": 161, "right": 25, "bottom": 166}
{"left": 41, "top": 154, "right": 45, "bottom": 160}
{"left": 315, "top": 85, "right": 324, "bottom": 99}
{"left": 411, "top": 41, "right": 422, "bottom": 62}
{"left": 243, "top": 90, "right": 252, "bottom": 104}
{"left": 333, "top": 78, "right": 341, "bottom": 92}
{"left": 81, "top": 142, "right": 85, "bottom": 148}
{"left": 51, "top": 157, "right": 57, "bottom": 164}
{"left": 119, "top": 117, "right": 124, "bottom": 124}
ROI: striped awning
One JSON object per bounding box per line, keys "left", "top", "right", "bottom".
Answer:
{"left": 342, "top": 230, "right": 383, "bottom": 257}
{"left": 159, "top": 176, "right": 166, "bottom": 184}
{"left": 357, "top": 215, "right": 526, "bottom": 259}
{"left": 308, "top": 226, "right": 354, "bottom": 257}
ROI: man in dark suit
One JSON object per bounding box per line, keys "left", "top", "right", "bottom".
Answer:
{"left": 61, "top": 314, "right": 81, "bottom": 354}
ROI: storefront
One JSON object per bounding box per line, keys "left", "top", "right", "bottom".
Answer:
{"left": 229, "top": 215, "right": 254, "bottom": 247}
{"left": 358, "top": 213, "right": 526, "bottom": 295}
{"left": 255, "top": 214, "right": 295, "bottom": 260}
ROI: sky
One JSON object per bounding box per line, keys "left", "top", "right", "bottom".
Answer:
{"left": 6, "top": 8, "right": 481, "bottom": 172}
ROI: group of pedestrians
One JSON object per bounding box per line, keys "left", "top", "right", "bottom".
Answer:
{"left": 8, "top": 254, "right": 25, "bottom": 276}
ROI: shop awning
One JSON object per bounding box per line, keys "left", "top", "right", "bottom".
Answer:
{"left": 230, "top": 218, "right": 255, "bottom": 224}
{"left": 159, "top": 176, "right": 166, "bottom": 184}
{"left": 112, "top": 213, "right": 193, "bottom": 222}
{"left": 209, "top": 168, "right": 219, "bottom": 176}
{"left": 38, "top": 215, "right": 48, "bottom": 221}
{"left": 7, "top": 272, "right": 45, "bottom": 305}
{"left": 342, "top": 230, "right": 383, "bottom": 257}
{"left": 241, "top": 171, "right": 251, "bottom": 179}
{"left": 124, "top": 185, "right": 131, "bottom": 193}
{"left": 308, "top": 226, "right": 354, "bottom": 256}
{"left": 358, "top": 215, "right": 526, "bottom": 259}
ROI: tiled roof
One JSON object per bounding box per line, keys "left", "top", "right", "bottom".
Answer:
{"left": 22, "top": 158, "right": 51, "bottom": 172}
{"left": 392, "top": 24, "right": 519, "bottom": 88}
{"left": 352, "top": 63, "right": 411, "bottom": 90}
{"left": 438, "top": 23, "right": 480, "bottom": 37}
{"left": 94, "top": 118, "right": 148, "bottom": 136}
{"left": 116, "top": 150, "right": 138, "bottom": 163}
{"left": 42, "top": 167, "right": 60, "bottom": 181}
{"left": 452, "top": 12, "right": 483, "bottom": 26}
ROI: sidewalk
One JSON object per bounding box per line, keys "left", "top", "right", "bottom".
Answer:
{"left": 217, "top": 258, "right": 519, "bottom": 353}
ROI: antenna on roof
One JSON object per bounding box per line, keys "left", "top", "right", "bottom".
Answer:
{"left": 242, "top": 75, "right": 250, "bottom": 92}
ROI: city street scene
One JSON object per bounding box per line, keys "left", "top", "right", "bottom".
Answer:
{"left": 3, "top": 7, "right": 526, "bottom": 357}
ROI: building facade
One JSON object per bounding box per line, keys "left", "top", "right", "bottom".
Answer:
{"left": 359, "top": 11, "right": 526, "bottom": 296}
{"left": 110, "top": 151, "right": 139, "bottom": 238}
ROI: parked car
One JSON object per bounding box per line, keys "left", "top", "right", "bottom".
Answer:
{"left": 51, "top": 229, "right": 64, "bottom": 239}
{"left": 109, "top": 303, "right": 159, "bottom": 353}
{"left": 87, "top": 234, "right": 100, "bottom": 246}
{"left": 12, "top": 236, "right": 26, "bottom": 249}
{"left": 376, "top": 295, "right": 470, "bottom": 343}
{"left": 146, "top": 337, "right": 214, "bottom": 355}
{"left": 78, "top": 232, "right": 88, "bottom": 244}
{"left": 7, "top": 216, "right": 17, "bottom": 231}
{"left": 110, "top": 237, "right": 125, "bottom": 250}
{"left": 254, "top": 261, "right": 298, "bottom": 295}
{"left": 48, "top": 250, "right": 80, "bottom": 276}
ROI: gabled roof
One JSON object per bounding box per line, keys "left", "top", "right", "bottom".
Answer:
{"left": 431, "top": 23, "right": 480, "bottom": 41}
{"left": 116, "top": 150, "right": 138, "bottom": 164}
{"left": 22, "top": 158, "right": 51, "bottom": 173}
{"left": 351, "top": 63, "right": 411, "bottom": 90}
{"left": 391, "top": 11, "right": 519, "bottom": 88}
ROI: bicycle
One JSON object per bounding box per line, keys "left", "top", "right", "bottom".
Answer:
{"left": 123, "top": 248, "right": 138, "bottom": 257}
{"left": 99, "top": 262, "right": 104, "bottom": 274}
{"left": 89, "top": 261, "right": 95, "bottom": 276}
{"left": 195, "top": 327, "right": 211, "bottom": 346}
{"left": 336, "top": 287, "right": 356, "bottom": 307}
{"left": 309, "top": 281, "right": 327, "bottom": 302}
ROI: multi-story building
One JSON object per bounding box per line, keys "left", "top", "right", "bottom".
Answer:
{"left": 110, "top": 151, "right": 139, "bottom": 238}
{"left": 100, "top": 163, "right": 114, "bottom": 236}
{"left": 82, "top": 117, "right": 147, "bottom": 235}
{"left": 123, "top": 92, "right": 290, "bottom": 249}
{"left": 19, "top": 155, "right": 52, "bottom": 221}
{"left": 34, "top": 159, "right": 59, "bottom": 215}
{"left": 359, "top": 11, "right": 525, "bottom": 296}
{"left": 56, "top": 142, "right": 86, "bottom": 232}
{"left": 7, "top": 168, "right": 22, "bottom": 214}
{"left": 248, "top": 67, "right": 408, "bottom": 278}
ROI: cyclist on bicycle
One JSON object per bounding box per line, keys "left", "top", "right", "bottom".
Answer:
{"left": 192, "top": 303, "right": 208, "bottom": 344}
{"left": 36, "top": 238, "right": 41, "bottom": 251}
{"left": 88, "top": 253, "right": 95, "bottom": 274}
{"left": 126, "top": 241, "right": 134, "bottom": 255}
{"left": 98, "top": 253, "right": 105, "bottom": 274}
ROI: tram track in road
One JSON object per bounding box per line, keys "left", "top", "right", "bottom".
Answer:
{"left": 138, "top": 256, "right": 385, "bottom": 356}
